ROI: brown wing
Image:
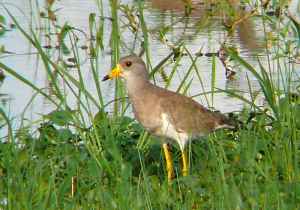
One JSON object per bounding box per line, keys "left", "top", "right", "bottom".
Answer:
{"left": 155, "top": 88, "right": 226, "bottom": 135}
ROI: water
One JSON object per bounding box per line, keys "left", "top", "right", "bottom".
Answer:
{"left": 0, "top": 0, "right": 299, "bottom": 129}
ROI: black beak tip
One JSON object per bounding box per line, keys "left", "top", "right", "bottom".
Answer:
{"left": 102, "top": 75, "right": 110, "bottom": 81}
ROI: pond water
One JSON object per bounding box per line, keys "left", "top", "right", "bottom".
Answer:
{"left": 0, "top": 0, "right": 299, "bottom": 129}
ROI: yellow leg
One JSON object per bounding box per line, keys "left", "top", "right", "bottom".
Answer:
{"left": 181, "top": 148, "right": 189, "bottom": 176}
{"left": 163, "top": 143, "right": 175, "bottom": 181}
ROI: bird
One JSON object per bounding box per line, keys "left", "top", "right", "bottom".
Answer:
{"left": 102, "top": 55, "right": 234, "bottom": 181}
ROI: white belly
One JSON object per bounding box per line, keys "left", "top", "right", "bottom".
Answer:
{"left": 160, "top": 113, "right": 189, "bottom": 151}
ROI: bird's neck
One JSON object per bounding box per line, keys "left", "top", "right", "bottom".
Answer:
{"left": 125, "top": 77, "right": 152, "bottom": 99}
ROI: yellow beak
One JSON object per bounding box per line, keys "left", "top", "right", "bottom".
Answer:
{"left": 102, "top": 64, "right": 122, "bottom": 81}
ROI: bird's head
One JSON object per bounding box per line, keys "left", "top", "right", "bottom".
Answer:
{"left": 102, "top": 55, "right": 148, "bottom": 82}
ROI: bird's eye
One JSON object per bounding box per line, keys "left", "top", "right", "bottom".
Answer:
{"left": 125, "top": 61, "right": 132, "bottom": 67}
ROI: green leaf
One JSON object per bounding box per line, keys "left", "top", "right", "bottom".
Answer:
{"left": 60, "top": 42, "right": 70, "bottom": 55}
{"left": 45, "top": 110, "right": 73, "bottom": 126}
{"left": 88, "top": 13, "right": 96, "bottom": 31}
{"left": 0, "top": 15, "right": 6, "bottom": 24}
{"left": 0, "top": 15, "right": 7, "bottom": 36}
{"left": 57, "top": 128, "right": 73, "bottom": 141}
{"left": 58, "top": 23, "right": 72, "bottom": 55}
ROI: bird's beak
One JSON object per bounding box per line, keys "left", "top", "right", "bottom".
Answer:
{"left": 102, "top": 64, "right": 122, "bottom": 81}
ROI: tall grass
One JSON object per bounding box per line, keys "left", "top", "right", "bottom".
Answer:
{"left": 0, "top": 0, "right": 299, "bottom": 209}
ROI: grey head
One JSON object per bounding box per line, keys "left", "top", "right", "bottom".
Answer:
{"left": 118, "top": 55, "right": 149, "bottom": 81}
{"left": 102, "top": 54, "right": 149, "bottom": 82}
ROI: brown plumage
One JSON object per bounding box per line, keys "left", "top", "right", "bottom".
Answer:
{"left": 131, "top": 83, "right": 233, "bottom": 140}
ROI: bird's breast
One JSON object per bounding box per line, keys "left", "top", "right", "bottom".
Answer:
{"left": 130, "top": 96, "right": 162, "bottom": 133}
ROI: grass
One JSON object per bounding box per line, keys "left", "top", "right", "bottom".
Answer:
{"left": 0, "top": 0, "right": 300, "bottom": 209}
